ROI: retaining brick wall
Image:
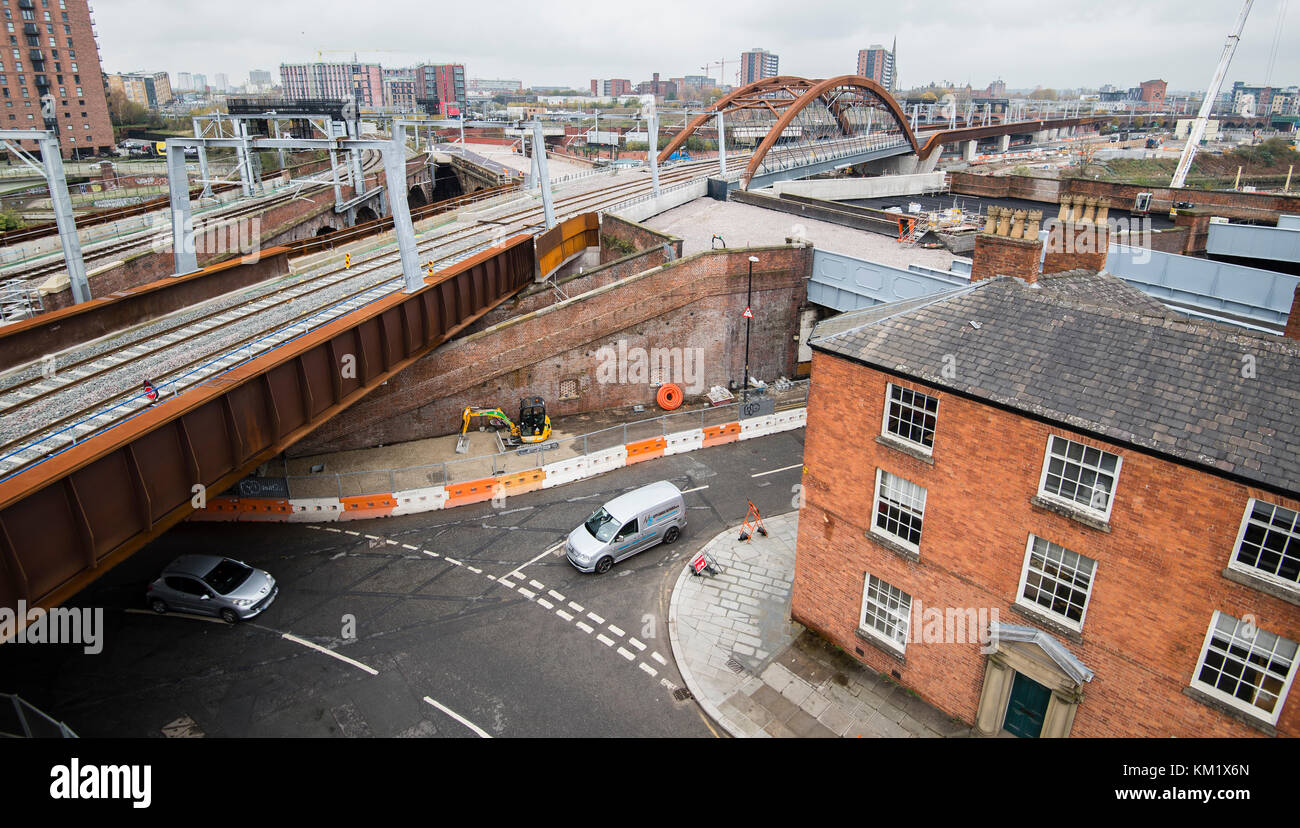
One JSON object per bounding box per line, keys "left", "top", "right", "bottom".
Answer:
{"left": 291, "top": 245, "right": 812, "bottom": 454}
{"left": 791, "top": 350, "right": 1300, "bottom": 738}
{"left": 599, "top": 213, "right": 682, "bottom": 264}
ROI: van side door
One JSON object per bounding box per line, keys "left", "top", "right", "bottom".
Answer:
{"left": 612, "top": 518, "right": 642, "bottom": 561}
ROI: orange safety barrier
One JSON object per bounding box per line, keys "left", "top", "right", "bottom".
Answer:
{"left": 625, "top": 437, "right": 666, "bottom": 464}
{"left": 498, "top": 469, "right": 545, "bottom": 496}
{"left": 656, "top": 383, "right": 683, "bottom": 410}
{"left": 341, "top": 493, "right": 397, "bottom": 519}
{"left": 702, "top": 423, "right": 742, "bottom": 447}
{"left": 443, "top": 477, "right": 498, "bottom": 508}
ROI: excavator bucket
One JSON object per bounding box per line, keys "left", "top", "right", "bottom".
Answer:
{"left": 455, "top": 434, "right": 470, "bottom": 454}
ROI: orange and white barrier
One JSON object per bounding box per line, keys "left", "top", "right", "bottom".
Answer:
{"left": 194, "top": 407, "right": 807, "bottom": 523}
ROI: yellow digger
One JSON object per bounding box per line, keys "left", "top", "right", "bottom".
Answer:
{"left": 456, "top": 396, "right": 552, "bottom": 453}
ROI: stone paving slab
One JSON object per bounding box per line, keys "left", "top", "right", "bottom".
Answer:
{"left": 668, "top": 512, "right": 974, "bottom": 738}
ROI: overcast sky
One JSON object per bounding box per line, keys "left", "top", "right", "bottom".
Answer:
{"left": 96, "top": 0, "right": 1297, "bottom": 94}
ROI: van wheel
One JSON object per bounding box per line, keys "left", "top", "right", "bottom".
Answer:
{"left": 220, "top": 609, "right": 240, "bottom": 625}
{"left": 595, "top": 556, "right": 613, "bottom": 575}
{"left": 663, "top": 527, "right": 681, "bottom": 544}
{"left": 150, "top": 599, "right": 167, "bottom": 614}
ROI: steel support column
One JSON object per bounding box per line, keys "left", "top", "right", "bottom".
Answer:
{"left": 166, "top": 143, "right": 198, "bottom": 275}
{"left": 532, "top": 121, "right": 555, "bottom": 229}
{"left": 38, "top": 134, "right": 90, "bottom": 304}
{"left": 648, "top": 112, "right": 661, "bottom": 197}
{"left": 717, "top": 110, "right": 727, "bottom": 176}
{"left": 385, "top": 124, "right": 423, "bottom": 293}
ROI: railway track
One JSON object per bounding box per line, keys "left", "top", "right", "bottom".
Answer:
{"left": 0, "top": 153, "right": 740, "bottom": 481}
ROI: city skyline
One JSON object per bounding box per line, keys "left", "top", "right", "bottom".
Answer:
{"left": 96, "top": 0, "right": 1299, "bottom": 95}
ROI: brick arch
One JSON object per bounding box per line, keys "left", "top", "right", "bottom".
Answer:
{"left": 656, "top": 74, "right": 919, "bottom": 186}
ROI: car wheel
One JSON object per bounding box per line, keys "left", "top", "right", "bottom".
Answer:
{"left": 220, "top": 609, "right": 240, "bottom": 625}
{"left": 594, "top": 556, "right": 613, "bottom": 575}
{"left": 663, "top": 527, "right": 681, "bottom": 545}
{"left": 150, "top": 599, "right": 167, "bottom": 614}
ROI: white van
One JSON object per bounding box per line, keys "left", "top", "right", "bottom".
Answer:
{"left": 566, "top": 481, "right": 687, "bottom": 574}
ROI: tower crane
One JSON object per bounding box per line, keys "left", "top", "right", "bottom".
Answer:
{"left": 1170, "top": 0, "right": 1254, "bottom": 189}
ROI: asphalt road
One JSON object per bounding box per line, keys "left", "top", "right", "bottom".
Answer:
{"left": 0, "top": 429, "right": 806, "bottom": 738}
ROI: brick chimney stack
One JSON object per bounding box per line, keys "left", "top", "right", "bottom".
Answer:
{"left": 1041, "top": 195, "right": 1111, "bottom": 274}
{"left": 971, "top": 206, "right": 1044, "bottom": 284}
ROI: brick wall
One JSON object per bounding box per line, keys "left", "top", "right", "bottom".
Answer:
{"left": 971, "top": 234, "right": 1042, "bottom": 283}
{"left": 791, "top": 350, "right": 1300, "bottom": 738}
{"left": 1286, "top": 284, "right": 1300, "bottom": 341}
{"left": 292, "top": 245, "right": 811, "bottom": 453}
{"left": 949, "top": 172, "right": 1061, "bottom": 203}
{"left": 599, "top": 213, "right": 682, "bottom": 264}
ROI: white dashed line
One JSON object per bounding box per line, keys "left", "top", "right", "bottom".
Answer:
{"left": 616, "top": 647, "right": 635, "bottom": 661}
{"left": 651, "top": 652, "right": 668, "bottom": 666}
{"left": 576, "top": 622, "right": 594, "bottom": 634}
{"left": 596, "top": 634, "right": 615, "bottom": 647}
{"left": 537, "top": 599, "right": 554, "bottom": 610}
{"left": 518, "top": 588, "right": 536, "bottom": 600}
{"left": 402, "top": 544, "right": 419, "bottom": 551}
{"left": 639, "top": 663, "right": 658, "bottom": 677}
{"left": 587, "top": 611, "right": 605, "bottom": 624}
{"left": 547, "top": 590, "right": 565, "bottom": 602}
{"left": 556, "top": 610, "right": 574, "bottom": 622}
{"left": 680, "top": 485, "right": 710, "bottom": 494}
{"left": 445, "top": 558, "right": 462, "bottom": 566}
{"left": 281, "top": 633, "right": 379, "bottom": 675}
{"left": 607, "top": 624, "right": 625, "bottom": 637}
{"left": 529, "top": 579, "right": 544, "bottom": 590}
{"left": 568, "top": 602, "right": 584, "bottom": 613}
{"left": 628, "top": 638, "right": 646, "bottom": 651}
{"left": 467, "top": 566, "right": 482, "bottom": 574}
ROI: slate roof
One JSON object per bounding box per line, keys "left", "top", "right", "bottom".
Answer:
{"left": 810, "top": 274, "right": 1300, "bottom": 497}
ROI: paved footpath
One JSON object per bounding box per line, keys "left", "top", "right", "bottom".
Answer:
{"left": 668, "top": 511, "right": 972, "bottom": 738}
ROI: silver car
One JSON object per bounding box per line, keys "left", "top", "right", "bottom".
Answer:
{"left": 146, "top": 554, "right": 278, "bottom": 624}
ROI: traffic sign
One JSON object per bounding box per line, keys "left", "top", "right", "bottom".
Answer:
{"left": 691, "top": 552, "right": 708, "bottom": 574}
{"left": 742, "top": 306, "right": 753, "bottom": 319}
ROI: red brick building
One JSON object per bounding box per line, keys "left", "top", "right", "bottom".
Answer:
{"left": 2, "top": 0, "right": 113, "bottom": 158}
{"left": 791, "top": 219, "right": 1300, "bottom": 738}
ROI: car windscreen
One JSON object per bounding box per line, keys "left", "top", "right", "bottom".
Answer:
{"left": 203, "top": 560, "right": 253, "bottom": 595}
{"left": 584, "top": 508, "right": 618, "bottom": 543}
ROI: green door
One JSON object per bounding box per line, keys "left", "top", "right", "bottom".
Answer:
{"left": 1004, "top": 673, "right": 1051, "bottom": 738}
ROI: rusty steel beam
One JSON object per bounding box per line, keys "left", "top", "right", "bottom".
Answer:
{"left": 915, "top": 116, "right": 1110, "bottom": 159}
{"left": 0, "top": 235, "right": 536, "bottom": 618}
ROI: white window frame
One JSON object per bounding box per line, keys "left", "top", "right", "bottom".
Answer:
{"left": 880, "top": 382, "right": 939, "bottom": 454}
{"left": 1014, "top": 534, "right": 1098, "bottom": 631}
{"left": 870, "top": 468, "right": 927, "bottom": 553}
{"left": 1190, "top": 611, "right": 1298, "bottom": 726}
{"left": 1036, "top": 435, "right": 1122, "bottom": 522}
{"left": 859, "top": 572, "right": 911, "bottom": 656}
{"left": 1228, "top": 498, "right": 1300, "bottom": 594}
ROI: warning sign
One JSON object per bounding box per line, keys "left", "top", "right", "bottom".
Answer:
{"left": 742, "top": 306, "right": 753, "bottom": 319}
{"left": 691, "top": 552, "right": 708, "bottom": 574}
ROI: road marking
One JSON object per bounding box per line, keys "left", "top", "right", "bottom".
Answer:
{"left": 402, "top": 544, "right": 419, "bottom": 550}
{"left": 752, "top": 463, "right": 803, "bottom": 478}
{"left": 422, "top": 550, "right": 441, "bottom": 559}
{"left": 281, "top": 633, "right": 379, "bottom": 676}
{"left": 607, "top": 624, "right": 625, "bottom": 637}
{"left": 680, "top": 485, "right": 710, "bottom": 494}
{"left": 568, "top": 601, "right": 584, "bottom": 613}
{"left": 423, "top": 696, "right": 492, "bottom": 739}
{"left": 507, "top": 543, "right": 562, "bottom": 580}
{"left": 639, "top": 663, "right": 658, "bottom": 677}
{"left": 628, "top": 637, "right": 646, "bottom": 651}
{"left": 445, "top": 557, "right": 463, "bottom": 566}
{"left": 537, "top": 598, "right": 554, "bottom": 610}
{"left": 587, "top": 611, "right": 605, "bottom": 624}
{"left": 518, "top": 588, "right": 536, "bottom": 600}
{"left": 466, "top": 566, "right": 482, "bottom": 574}
{"left": 651, "top": 652, "right": 668, "bottom": 666}
{"left": 556, "top": 609, "right": 574, "bottom": 622}
{"left": 576, "top": 622, "right": 594, "bottom": 634}
{"left": 596, "top": 634, "right": 615, "bottom": 647}
{"left": 528, "top": 579, "right": 544, "bottom": 590}
{"left": 616, "top": 647, "right": 635, "bottom": 661}
{"left": 497, "top": 578, "right": 515, "bottom": 588}
{"left": 547, "top": 589, "right": 565, "bottom": 602}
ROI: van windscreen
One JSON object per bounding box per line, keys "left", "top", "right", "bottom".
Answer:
{"left": 584, "top": 507, "right": 618, "bottom": 542}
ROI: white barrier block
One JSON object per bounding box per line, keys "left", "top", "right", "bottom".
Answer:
{"left": 586, "top": 446, "right": 628, "bottom": 477}
{"left": 739, "top": 415, "right": 778, "bottom": 441}
{"left": 287, "top": 497, "right": 345, "bottom": 522}
{"left": 664, "top": 427, "right": 705, "bottom": 455}
{"left": 542, "top": 455, "right": 590, "bottom": 488}
{"left": 391, "top": 486, "right": 449, "bottom": 516}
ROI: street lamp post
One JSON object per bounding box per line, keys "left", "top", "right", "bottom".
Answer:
{"left": 742, "top": 255, "right": 758, "bottom": 402}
